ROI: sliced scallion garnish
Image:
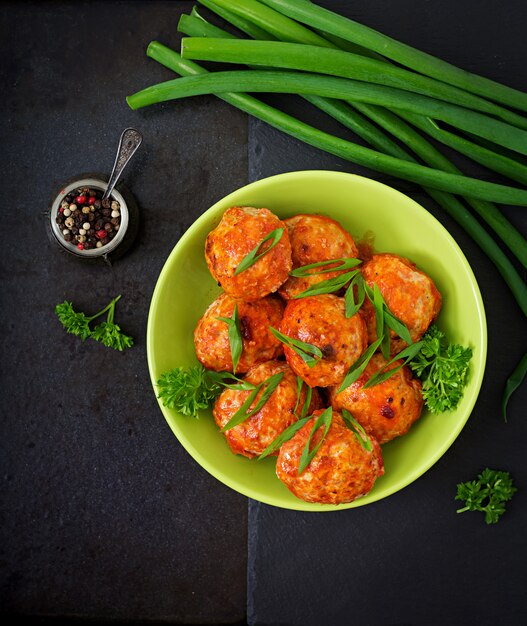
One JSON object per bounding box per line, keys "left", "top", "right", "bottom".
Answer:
{"left": 234, "top": 227, "right": 284, "bottom": 275}
{"left": 289, "top": 257, "right": 361, "bottom": 277}
{"left": 363, "top": 341, "right": 424, "bottom": 388}
{"left": 292, "top": 269, "right": 359, "bottom": 298}
{"left": 337, "top": 337, "right": 383, "bottom": 393}
{"left": 344, "top": 271, "right": 365, "bottom": 318}
{"left": 216, "top": 303, "right": 243, "bottom": 373}
{"left": 298, "top": 406, "right": 333, "bottom": 474}
{"left": 258, "top": 414, "right": 312, "bottom": 460}
{"left": 221, "top": 370, "right": 285, "bottom": 431}
{"left": 341, "top": 409, "right": 373, "bottom": 452}
{"left": 270, "top": 327, "right": 323, "bottom": 367}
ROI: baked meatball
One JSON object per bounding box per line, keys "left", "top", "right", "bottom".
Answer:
{"left": 329, "top": 353, "right": 424, "bottom": 444}
{"left": 194, "top": 292, "right": 284, "bottom": 373}
{"left": 205, "top": 206, "right": 292, "bottom": 301}
{"left": 279, "top": 294, "right": 367, "bottom": 388}
{"left": 213, "top": 360, "right": 323, "bottom": 459}
{"left": 361, "top": 253, "right": 442, "bottom": 349}
{"left": 276, "top": 410, "right": 384, "bottom": 504}
{"left": 278, "top": 214, "right": 359, "bottom": 300}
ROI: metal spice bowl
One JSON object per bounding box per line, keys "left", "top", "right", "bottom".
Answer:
{"left": 48, "top": 177, "right": 138, "bottom": 261}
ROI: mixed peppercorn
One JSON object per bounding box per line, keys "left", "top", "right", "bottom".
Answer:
{"left": 55, "top": 186, "right": 121, "bottom": 251}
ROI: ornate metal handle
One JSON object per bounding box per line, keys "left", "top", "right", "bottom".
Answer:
{"left": 102, "top": 128, "right": 143, "bottom": 201}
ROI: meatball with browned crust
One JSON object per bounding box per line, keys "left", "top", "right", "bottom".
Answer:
{"left": 361, "top": 253, "right": 442, "bottom": 350}
{"left": 205, "top": 206, "right": 292, "bottom": 301}
{"left": 279, "top": 294, "right": 367, "bottom": 388}
{"left": 213, "top": 360, "right": 323, "bottom": 459}
{"left": 278, "top": 214, "right": 359, "bottom": 300}
{"left": 329, "top": 354, "right": 424, "bottom": 444}
{"left": 276, "top": 410, "right": 384, "bottom": 505}
{"left": 194, "top": 292, "right": 284, "bottom": 373}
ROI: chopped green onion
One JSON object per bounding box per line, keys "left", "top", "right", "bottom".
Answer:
{"left": 216, "top": 303, "right": 243, "bottom": 373}
{"left": 341, "top": 409, "right": 373, "bottom": 452}
{"left": 363, "top": 341, "right": 424, "bottom": 388}
{"left": 206, "top": 370, "right": 256, "bottom": 390}
{"left": 298, "top": 406, "right": 333, "bottom": 474}
{"left": 337, "top": 337, "right": 383, "bottom": 393}
{"left": 258, "top": 414, "right": 312, "bottom": 460}
{"left": 234, "top": 227, "right": 284, "bottom": 275}
{"left": 292, "top": 269, "right": 358, "bottom": 298}
{"left": 289, "top": 257, "right": 361, "bottom": 277}
{"left": 221, "top": 370, "right": 285, "bottom": 431}
{"left": 270, "top": 327, "right": 323, "bottom": 367}
{"left": 344, "top": 272, "right": 365, "bottom": 318}
{"left": 292, "top": 375, "right": 312, "bottom": 419}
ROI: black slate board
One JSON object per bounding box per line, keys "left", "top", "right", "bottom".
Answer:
{"left": 0, "top": 2, "right": 248, "bottom": 623}
{"left": 246, "top": 1, "right": 527, "bottom": 625}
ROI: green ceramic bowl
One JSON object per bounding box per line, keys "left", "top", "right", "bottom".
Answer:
{"left": 147, "top": 171, "right": 487, "bottom": 511}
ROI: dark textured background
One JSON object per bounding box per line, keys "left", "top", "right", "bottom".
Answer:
{"left": 1, "top": 1, "right": 526, "bottom": 625}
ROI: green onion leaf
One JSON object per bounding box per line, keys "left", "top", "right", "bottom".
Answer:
{"left": 337, "top": 337, "right": 383, "bottom": 393}
{"left": 502, "top": 351, "right": 527, "bottom": 422}
{"left": 383, "top": 308, "right": 413, "bottom": 346}
{"left": 293, "top": 375, "right": 304, "bottom": 417}
{"left": 258, "top": 415, "right": 313, "bottom": 460}
{"left": 301, "top": 384, "right": 313, "bottom": 419}
{"left": 221, "top": 371, "right": 285, "bottom": 431}
{"left": 270, "top": 327, "right": 323, "bottom": 367}
{"left": 216, "top": 303, "right": 243, "bottom": 373}
{"left": 292, "top": 269, "right": 358, "bottom": 298}
{"left": 344, "top": 271, "right": 366, "bottom": 318}
{"left": 341, "top": 409, "right": 373, "bottom": 452}
{"left": 298, "top": 406, "right": 333, "bottom": 474}
{"left": 206, "top": 370, "right": 256, "bottom": 391}
{"left": 234, "top": 227, "right": 284, "bottom": 275}
{"left": 289, "top": 257, "right": 361, "bottom": 277}
{"left": 364, "top": 341, "right": 424, "bottom": 388}
{"left": 372, "top": 283, "right": 389, "bottom": 359}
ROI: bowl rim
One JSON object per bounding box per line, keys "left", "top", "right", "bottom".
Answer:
{"left": 147, "top": 170, "right": 487, "bottom": 511}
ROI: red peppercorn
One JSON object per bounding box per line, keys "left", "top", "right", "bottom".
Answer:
{"left": 96, "top": 229, "right": 107, "bottom": 239}
{"left": 76, "top": 195, "right": 87, "bottom": 205}
{"left": 59, "top": 207, "right": 64, "bottom": 213}
{"left": 77, "top": 243, "right": 85, "bottom": 250}
{"left": 88, "top": 196, "right": 96, "bottom": 205}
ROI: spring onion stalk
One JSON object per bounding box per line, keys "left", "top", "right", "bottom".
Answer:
{"left": 350, "top": 104, "right": 527, "bottom": 269}
{"left": 396, "top": 112, "right": 527, "bottom": 187}
{"left": 135, "top": 43, "right": 527, "bottom": 316}
{"left": 188, "top": 8, "right": 527, "bottom": 268}
{"left": 127, "top": 69, "right": 527, "bottom": 206}
{"left": 180, "top": 38, "right": 527, "bottom": 130}
{"left": 178, "top": 14, "right": 411, "bottom": 159}
{"left": 194, "top": 1, "right": 278, "bottom": 41}
{"left": 253, "top": 0, "right": 527, "bottom": 112}
{"left": 199, "top": 0, "right": 332, "bottom": 47}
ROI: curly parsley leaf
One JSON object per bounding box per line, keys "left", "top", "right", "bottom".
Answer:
{"left": 409, "top": 325, "right": 472, "bottom": 413}
{"left": 91, "top": 321, "right": 134, "bottom": 351}
{"left": 156, "top": 365, "right": 222, "bottom": 417}
{"left": 55, "top": 301, "right": 92, "bottom": 340}
{"left": 455, "top": 468, "right": 517, "bottom": 524}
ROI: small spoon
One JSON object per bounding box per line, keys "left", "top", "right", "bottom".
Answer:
{"left": 102, "top": 128, "right": 143, "bottom": 202}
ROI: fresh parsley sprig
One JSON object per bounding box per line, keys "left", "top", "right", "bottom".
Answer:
{"left": 156, "top": 366, "right": 254, "bottom": 417}
{"left": 455, "top": 468, "right": 517, "bottom": 524}
{"left": 55, "top": 295, "right": 133, "bottom": 351}
{"left": 216, "top": 303, "right": 243, "bottom": 373}
{"left": 234, "top": 228, "right": 284, "bottom": 275}
{"left": 409, "top": 325, "right": 472, "bottom": 413}
{"left": 270, "top": 327, "right": 323, "bottom": 368}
